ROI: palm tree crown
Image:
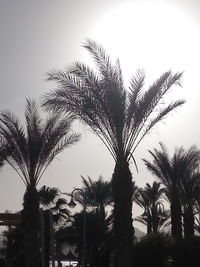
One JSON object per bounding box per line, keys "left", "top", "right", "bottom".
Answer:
{"left": 134, "top": 181, "right": 166, "bottom": 233}
{"left": 0, "top": 98, "right": 80, "bottom": 187}
{"left": 43, "top": 39, "right": 185, "bottom": 163}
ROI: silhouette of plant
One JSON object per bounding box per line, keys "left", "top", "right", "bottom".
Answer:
{"left": 43, "top": 39, "right": 184, "bottom": 267}
{"left": 0, "top": 99, "right": 80, "bottom": 267}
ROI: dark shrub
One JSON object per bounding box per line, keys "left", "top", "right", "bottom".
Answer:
{"left": 133, "top": 233, "right": 174, "bottom": 267}
{"left": 173, "top": 236, "right": 200, "bottom": 267}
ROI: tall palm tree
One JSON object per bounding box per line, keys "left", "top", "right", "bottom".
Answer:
{"left": 42, "top": 39, "right": 184, "bottom": 267}
{"left": 0, "top": 99, "right": 80, "bottom": 267}
{"left": 134, "top": 182, "right": 166, "bottom": 233}
{"left": 143, "top": 143, "right": 200, "bottom": 239}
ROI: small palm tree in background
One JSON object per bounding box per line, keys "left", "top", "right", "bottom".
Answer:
{"left": 39, "top": 185, "right": 71, "bottom": 227}
{"left": 67, "top": 176, "right": 113, "bottom": 266}
{"left": 42, "top": 39, "right": 184, "bottom": 267}
{"left": 134, "top": 181, "right": 167, "bottom": 234}
{"left": 179, "top": 147, "right": 200, "bottom": 238}
{"left": 80, "top": 176, "right": 112, "bottom": 219}
{"left": 0, "top": 99, "right": 80, "bottom": 267}
{"left": 143, "top": 143, "right": 200, "bottom": 239}
{"left": 38, "top": 185, "right": 71, "bottom": 267}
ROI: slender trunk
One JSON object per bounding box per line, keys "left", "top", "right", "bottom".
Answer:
{"left": 43, "top": 210, "right": 51, "bottom": 267}
{"left": 183, "top": 204, "right": 194, "bottom": 238}
{"left": 22, "top": 185, "right": 40, "bottom": 267}
{"left": 152, "top": 206, "right": 157, "bottom": 233}
{"left": 170, "top": 194, "right": 182, "bottom": 239}
{"left": 112, "top": 159, "right": 133, "bottom": 267}
{"left": 147, "top": 221, "right": 152, "bottom": 234}
{"left": 147, "top": 214, "right": 152, "bottom": 234}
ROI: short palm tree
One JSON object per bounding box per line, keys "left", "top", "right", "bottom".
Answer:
{"left": 0, "top": 99, "right": 80, "bottom": 267}
{"left": 38, "top": 185, "right": 71, "bottom": 226}
{"left": 134, "top": 182, "right": 166, "bottom": 233}
{"left": 179, "top": 147, "right": 200, "bottom": 237}
{"left": 42, "top": 39, "right": 184, "bottom": 267}
{"left": 182, "top": 173, "right": 200, "bottom": 237}
{"left": 143, "top": 143, "right": 200, "bottom": 239}
{"left": 80, "top": 176, "right": 112, "bottom": 215}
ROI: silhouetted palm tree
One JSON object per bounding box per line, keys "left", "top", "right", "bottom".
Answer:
{"left": 182, "top": 173, "right": 200, "bottom": 238}
{"left": 135, "top": 182, "right": 166, "bottom": 233}
{"left": 179, "top": 147, "right": 200, "bottom": 238}
{"left": 80, "top": 176, "right": 112, "bottom": 216}
{"left": 42, "top": 39, "right": 184, "bottom": 266}
{"left": 143, "top": 143, "right": 200, "bottom": 239}
{"left": 0, "top": 99, "right": 80, "bottom": 267}
{"left": 39, "top": 185, "right": 71, "bottom": 227}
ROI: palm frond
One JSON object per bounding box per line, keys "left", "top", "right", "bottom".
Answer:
{"left": 43, "top": 40, "right": 184, "bottom": 164}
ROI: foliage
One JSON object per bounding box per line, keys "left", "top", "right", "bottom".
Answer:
{"left": 133, "top": 233, "right": 174, "bottom": 267}
{"left": 0, "top": 98, "right": 80, "bottom": 187}
{"left": 43, "top": 39, "right": 184, "bottom": 163}
{"left": 72, "top": 210, "right": 108, "bottom": 267}
{"left": 42, "top": 39, "right": 184, "bottom": 266}
{"left": 39, "top": 185, "right": 71, "bottom": 227}
{"left": 143, "top": 144, "right": 200, "bottom": 238}
{"left": 172, "top": 236, "right": 200, "bottom": 267}
{"left": 0, "top": 98, "right": 80, "bottom": 267}
{"left": 2, "top": 226, "right": 25, "bottom": 267}
{"left": 134, "top": 181, "right": 168, "bottom": 233}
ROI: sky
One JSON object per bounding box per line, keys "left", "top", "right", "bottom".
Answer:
{"left": 0, "top": 0, "right": 200, "bottom": 231}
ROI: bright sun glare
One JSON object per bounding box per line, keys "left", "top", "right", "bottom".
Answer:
{"left": 89, "top": 1, "right": 199, "bottom": 86}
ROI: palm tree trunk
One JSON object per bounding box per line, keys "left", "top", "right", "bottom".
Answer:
{"left": 152, "top": 206, "right": 157, "bottom": 233}
{"left": 112, "top": 159, "right": 133, "bottom": 267}
{"left": 171, "top": 194, "right": 182, "bottom": 239}
{"left": 183, "top": 205, "right": 194, "bottom": 238}
{"left": 22, "top": 185, "right": 40, "bottom": 267}
{"left": 146, "top": 212, "right": 152, "bottom": 234}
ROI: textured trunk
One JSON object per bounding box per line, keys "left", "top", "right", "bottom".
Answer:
{"left": 171, "top": 194, "right": 182, "bottom": 239}
{"left": 147, "top": 215, "right": 152, "bottom": 234}
{"left": 152, "top": 206, "right": 157, "bottom": 233}
{"left": 183, "top": 205, "right": 194, "bottom": 238}
{"left": 22, "top": 185, "right": 40, "bottom": 267}
{"left": 112, "top": 159, "right": 133, "bottom": 267}
{"left": 43, "top": 210, "right": 51, "bottom": 267}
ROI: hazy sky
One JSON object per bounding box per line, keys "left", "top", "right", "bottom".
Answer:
{"left": 0, "top": 0, "right": 200, "bottom": 231}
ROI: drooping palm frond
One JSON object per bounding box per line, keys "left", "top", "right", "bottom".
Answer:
{"left": 42, "top": 39, "right": 185, "bottom": 163}
{"left": 0, "top": 98, "right": 80, "bottom": 186}
{"left": 0, "top": 140, "right": 8, "bottom": 169}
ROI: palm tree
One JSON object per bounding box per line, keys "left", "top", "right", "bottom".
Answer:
{"left": 179, "top": 147, "right": 200, "bottom": 238}
{"left": 39, "top": 185, "right": 71, "bottom": 227}
{"left": 143, "top": 143, "right": 200, "bottom": 239}
{"left": 42, "top": 39, "right": 184, "bottom": 266}
{"left": 67, "top": 176, "right": 112, "bottom": 266}
{"left": 134, "top": 182, "right": 166, "bottom": 234}
{"left": 0, "top": 99, "right": 80, "bottom": 267}
{"left": 79, "top": 176, "right": 112, "bottom": 217}
{"left": 182, "top": 173, "right": 200, "bottom": 238}
{"left": 38, "top": 186, "right": 71, "bottom": 267}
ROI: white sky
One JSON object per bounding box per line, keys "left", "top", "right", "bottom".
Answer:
{"left": 0, "top": 0, "right": 200, "bottom": 231}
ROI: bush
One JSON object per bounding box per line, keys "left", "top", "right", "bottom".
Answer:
{"left": 173, "top": 236, "right": 200, "bottom": 267}
{"left": 133, "top": 233, "right": 174, "bottom": 267}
